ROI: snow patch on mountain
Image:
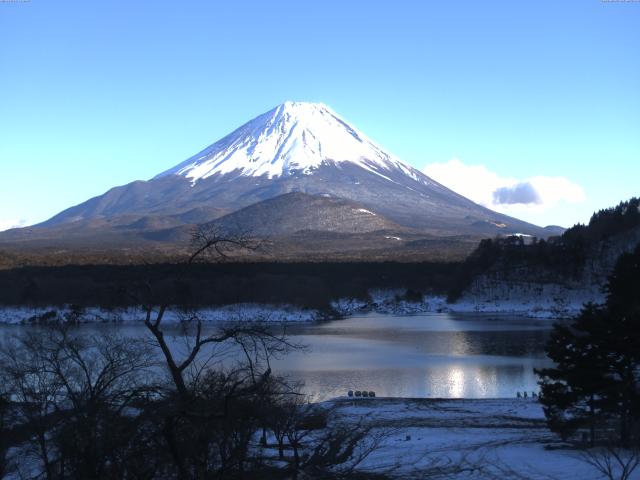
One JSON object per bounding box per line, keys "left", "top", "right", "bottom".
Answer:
{"left": 355, "top": 208, "right": 376, "bottom": 215}
{"left": 155, "top": 101, "right": 428, "bottom": 185}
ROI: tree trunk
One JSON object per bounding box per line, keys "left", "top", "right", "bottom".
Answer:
{"left": 292, "top": 443, "right": 300, "bottom": 480}
{"left": 620, "top": 409, "right": 629, "bottom": 447}
{"left": 293, "top": 442, "right": 299, "bottom": 469}
{"left": 38, "top": 432, "right": 54, "bottom": 480}
{"left": 589, "top": 394, "right": 595, "bottom": 447}
{"left": 237, "top": 449, "right": 244, "bottom": 480}
{"left": 163, "top": 416, "right": 188, "bottom": 480}
{"left": 147, "top": 326, "right": 189, "bottom": 398}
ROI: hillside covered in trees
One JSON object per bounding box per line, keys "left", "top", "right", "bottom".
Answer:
{"left": 451, "top": 197, "right": 640, "bottom": 307}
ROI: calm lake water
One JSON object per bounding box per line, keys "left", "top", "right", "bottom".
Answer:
{"left": 274, "top": 313, "right": 553, "bottom": 400}
{"left": 0, "top": 312, "right": 554, "bottom": 400}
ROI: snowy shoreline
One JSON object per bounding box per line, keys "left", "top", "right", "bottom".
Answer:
{"left": 332, "top": 287, "right": 589, "bottom": 320}
{"left": 0, "top": 303, "right": 325, "bottom": 325}
{"left": 0, "top": 287, "right": 589, "bottom": 325}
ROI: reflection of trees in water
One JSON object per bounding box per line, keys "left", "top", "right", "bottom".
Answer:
{"left": 450, "top": 330, "right": 550, "bottom": 357}
{"left": 358, "top": 329, "right": 550, "bottom": 357}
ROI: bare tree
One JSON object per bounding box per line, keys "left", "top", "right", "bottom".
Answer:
{"left": 0, "top": 385, "right": 16, "bottom": 479}
{"left": 130, "top": 225, "right": 310, "bottom": 478}
{"left": 138, "top": 224, "right": 270, "bottom": 398}
{"left": 582, "top": 446, "right": 640, "bottom": 480}
{"left": 266, "top": 384, "right": 305, "bottom": 461}
{"left": 302, "top": 416, "right": 393, "bottom": 479}
{"left": 188, "top": 223, "right": 259, "bottom": 264}
{"left": 0, "top": 326, "right": 156, "bottom": 480}
{"left": 1, "top": 331, "right": 65, "bottom": 480}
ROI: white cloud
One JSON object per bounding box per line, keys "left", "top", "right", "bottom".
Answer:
{"left": 0, "top": 218, "right": 28, "bottom": 232}
{"left": 423, "top": 158, "right": 585, "bottom": 222}
{"left": 493, "top": 181, "right": 542, "bottom": 205}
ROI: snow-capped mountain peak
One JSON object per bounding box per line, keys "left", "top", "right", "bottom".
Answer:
{"left": 29, "top": 101, "right": 549, "bottom": 243}
{"left": 155, "top": 101, "right": 422, "bottom": 183}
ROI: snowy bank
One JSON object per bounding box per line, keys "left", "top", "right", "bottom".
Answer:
{"left": 0, "top": 303, "right": 324, "bottom": 325}
{"left": 331, "top": 286, "right": 591, "bottom": 319}
{"left": 0, "top": 281, "right": 599, "bottom": 325}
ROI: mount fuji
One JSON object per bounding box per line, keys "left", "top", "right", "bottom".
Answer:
{"left": 155, "top": 101, "right": 425, "bottom": 183}
{"left": 2, "top": 102, "right": 551, "bottom": 258}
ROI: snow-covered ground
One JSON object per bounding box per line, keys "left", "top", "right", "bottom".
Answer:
{"left": 311, "top": 397, "right": 635, "bottom": 479}
{"left": 0, "top": 290, "right": 588, "bottom": 325}
{"left": 332, "top": 287, "right": 591, "bottom": 319}
{"left": 453, "top": 278, "right": 603, "bottom": 319}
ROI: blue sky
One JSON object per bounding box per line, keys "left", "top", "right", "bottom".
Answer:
{"left": 1, "top": 0, "right": 638, "bottom": 229}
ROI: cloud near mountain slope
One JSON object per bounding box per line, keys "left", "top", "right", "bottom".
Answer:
{"left": 0, "top": 218, "right": 28, "bottom": 233}
{"left": 422, "top": 158, "right": 585, "bottom": 223}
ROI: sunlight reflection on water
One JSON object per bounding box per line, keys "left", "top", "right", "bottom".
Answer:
{"left": 273, "top": 312, "right": 553, "bottom": 400}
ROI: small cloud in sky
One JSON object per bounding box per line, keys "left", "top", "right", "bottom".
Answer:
{"left": 493, "top": 181, "right": 542, "bottom": 205}
{"left": 0, "top": 219, "right": 28, "bottom": 232}
{"left": 422, "top": 158, "right": 585, "bottom": 221}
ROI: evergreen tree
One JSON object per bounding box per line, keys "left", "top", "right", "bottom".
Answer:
{"left": 536, "top": 304, "right": 612, "bottom": 444}
{"left": 601, "top": 244, "right": 640, "bottom": 445}
{"left": 536, "top": 243, "right": 640, "bottom": 446}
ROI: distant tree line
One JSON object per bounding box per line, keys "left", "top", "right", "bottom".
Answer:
{"left": 563, "top": 197, "right": 640, "bottom": 247}
{"left": 0, "top": 261, "right": 457, "bottom": 314}
{"left": 449, "top": 197, "right": 640, "bottom": 300}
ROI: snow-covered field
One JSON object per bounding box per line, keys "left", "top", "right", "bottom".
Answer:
{"left": 313, "top": 397, "right": 635, "bottom": 479}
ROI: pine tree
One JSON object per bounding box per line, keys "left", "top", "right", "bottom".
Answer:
{"left": 536, "top": 304, "right": 612, "bottom": 444}
{"left": 601, "top": 244, "right": 640, "bottom": 445}
{"left": 536, "top": 244, "right": 640, "bottom": 446}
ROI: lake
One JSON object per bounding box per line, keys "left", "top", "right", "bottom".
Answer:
{"left": 274, "top": 313, "right": 553, "bottom": 400}
{"left": 0, "top": 312, "right": 555, "bottom": 400}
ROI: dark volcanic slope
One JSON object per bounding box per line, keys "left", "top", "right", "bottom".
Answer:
{"left": 212, "top": 191, "right": 402, "bottom": 236}
{"left": 36, "top": 162, "right": 547, "bottom": 238}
